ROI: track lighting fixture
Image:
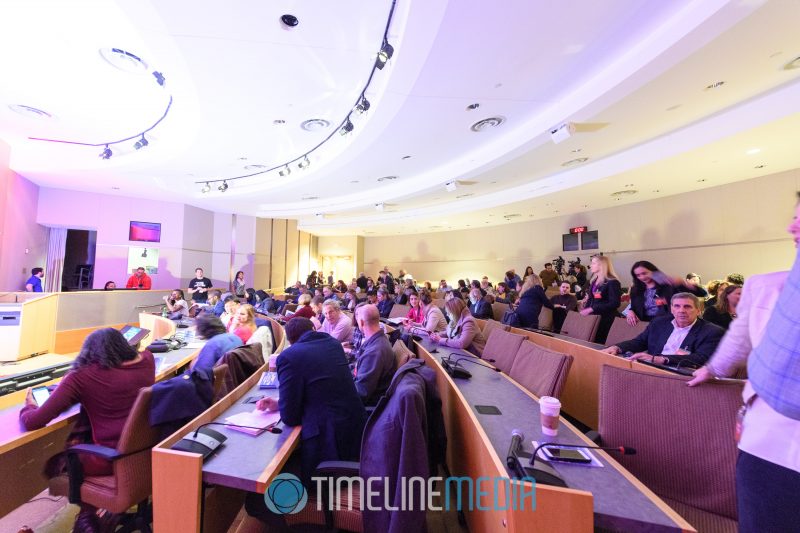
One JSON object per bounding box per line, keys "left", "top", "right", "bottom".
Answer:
{"left": 218, "top": 181, "right": 229, "bottom": 192}
{"left": 201, "top": 182, "right": 211, "bottom": 193}
{"left": 340, "top": 118, "right": 354, "bottom": 136}
{"left": 298, "top": 156, "right": 311, "bottom": 169}
{"left": 375, "top": 202, "right": 385, "bottom": 212}
{"left": 376, "top": 41, "right": 394, "bottom": 70}
{"left": 99, "top": 145, "right": 112, "bottom": 159}
{"left": 355, "top": 96, "right": 370, "bottom": 114}
{"left": 278, "top": 165, "right": 292, "bottom": 177}
{"left": 133, "top": 135, "right": 149, "bottom": 150}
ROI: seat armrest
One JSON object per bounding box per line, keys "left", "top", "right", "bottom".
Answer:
{"left": 66, "top": 444, "right": 124, "bottom": 461}
{"left": 314, "top": 461, "right": 361, "bottom": 477}
{"left": 585, "top": 430, "right": 601, "bottom": 445}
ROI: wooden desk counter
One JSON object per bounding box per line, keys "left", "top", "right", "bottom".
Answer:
{"left": 416, "top": 338, "right": 693, "bottom": 532}
{"left": 0, "top": 345, "right": 200, "bottom": 518}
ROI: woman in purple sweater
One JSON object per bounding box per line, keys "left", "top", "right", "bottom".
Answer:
{"left": 20, "top": 328, "right": 155, "bottom": 530}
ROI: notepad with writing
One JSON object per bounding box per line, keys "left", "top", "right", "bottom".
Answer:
{"left": 224, "top": 409, "right": 280, "bottom": 435}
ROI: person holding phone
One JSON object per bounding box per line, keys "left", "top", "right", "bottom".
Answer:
{"left": 19, "top": 328, "right": 155, "bottom": 532}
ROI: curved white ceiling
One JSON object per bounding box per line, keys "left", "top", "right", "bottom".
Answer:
{"left": 1, "top": 0, "right": 799, "bottom": 236}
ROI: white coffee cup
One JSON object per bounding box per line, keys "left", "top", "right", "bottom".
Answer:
{"left": 268, "top": 354, "right": 278, "bottom": 372}
{"left": 540, "top": 396, "right": 561, "bottom": 436}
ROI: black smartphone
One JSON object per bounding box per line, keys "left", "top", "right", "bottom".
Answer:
{"left": 244, "top": 395, "right": 265, "bottom": 404}
{"left": 542, "top": 446, "right": 592, "bottom": 463}
{"left": 474, "top": 405, "right": 502, "bottom": 415}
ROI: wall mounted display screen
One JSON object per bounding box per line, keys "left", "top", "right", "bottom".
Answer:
{"left": 127, "top": 247, "right": 159, "bottom": 275}
{"left": 129, "top": 221, "right": 161, "bottom": 243}
{"left": 562, "top": 233, "right": 580, "bottom": 252}
{"left": 581, "top": 230, "right": 599, "bottom": 250}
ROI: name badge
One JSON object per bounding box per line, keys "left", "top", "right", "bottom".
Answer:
{"left": 593, "top": 292, "right": 602, "bottom": 299}
{"left": 655, "top": 297, "right": 667, "bottom": 306}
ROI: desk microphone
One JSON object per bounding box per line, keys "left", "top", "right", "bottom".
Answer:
{"left": 443, "top": 351, "right": 497, "bottom": 365}
{"left": 506, "top": 429, "right": 526, "bottom": 479}
{"left": 452, "top": 357, "right": 501, "bottom": 375}
{"left": 192, "top": 420, "right": 283, "bottom": 438}
{"left": 440, "top": 357, "right": 472, "bottom": 379}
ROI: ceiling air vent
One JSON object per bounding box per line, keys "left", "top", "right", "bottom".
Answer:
{"left": 470, "top": 116, "right": 505, "bottom": 132}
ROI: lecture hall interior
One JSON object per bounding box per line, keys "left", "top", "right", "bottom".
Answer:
{"left": 1, "top": 0, "right": 799, "bottom": 532}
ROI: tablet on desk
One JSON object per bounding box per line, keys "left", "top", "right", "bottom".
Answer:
{"left": 119, "top": 325, "right": 150, "bottom": 346}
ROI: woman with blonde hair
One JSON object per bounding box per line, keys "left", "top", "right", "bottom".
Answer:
{"left": 579, "top": 255, "right": 622, "bottom": 343}
{"left": 431, "top": 298, "right": 486, "bottom": 357}
{"left": 406, "top": 289, "right": 447, "bottom": 335}
{"left": 516, "top": 274, "right": 553, "bottom": 329}
{"left": 292, "top": 292, "right": 316, "bottom": 319}
{"left": 231, "top": 304, "right": 273, "bottom": 358}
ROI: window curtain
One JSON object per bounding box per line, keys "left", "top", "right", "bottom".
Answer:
{"left": 44, "top": 227, "right": 68, "bottom": 292}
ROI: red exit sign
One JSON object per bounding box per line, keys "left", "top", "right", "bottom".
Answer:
{"left": 569, "top": 226, "right": 588, "bottom": 234}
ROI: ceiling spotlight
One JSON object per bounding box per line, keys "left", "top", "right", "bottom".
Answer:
{"left": 99, "top": 145, "right": 112, "bottom": 159}
{"left": 315, "top": 213, "right": 325, "bottom": 220}
{"left": 355, "top": 96, "right": 371, "bottom": 114}
{"left": 218, "top": 181, "right": 229, "bottom": 192}
{"left": 278, "top": 165, "right": 292, "bottom": 177}
{"left": 376, "top": 41, "right": 394, "bottom": 70}
{"left": 298, "top": 156, "right": 311, "bottom": 169}
{"left": 375, "top": 203, "right": 385, "bottom": 212}
{"left": 201, "top": 182, "right": 211, "bottom": 194}
{"left": 445, "top": 181, "right": 458, "bottom": 192}
{"left": 133, "top": 135, "right": 149, "bottom": 150}
{"left": 340, "top": 118, "right": 354, "bottom": 135}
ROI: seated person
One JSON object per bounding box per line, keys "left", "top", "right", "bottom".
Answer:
{"left": 550, "top": 281, "right": 578, "bottom": 333}
{"left": 253, "top": 318, "right": 366, "bottom": 483}
{"left": 375, "top": 288, "right": 395, "bottom": 318}
{"left": 103, "top": 281, "right": 116, "bottom": 290}
{"left": 469, "top": 288, "right": 493, "bottom": 319}
{"left": 20, "top": 328, "right": 155, "bottom": 532}
{"left": 322, "top": 286, "right": 339, "bottom": 302}
{"left": 162, "top": 289, "right": 189, "bottom": 319}
{"left": 125, "top": 266, "right": 151, "bottom": 290}
{"left": 516, "top": 275, "right": 553, "bottom": 329}
{"left": 394, "top": 285, "right": 409, "bottom": 305}
{"left": 702, "top": 284, "right": 742, "bottom": 331}
{"left": 193, "top": 314, "right": 243, "bottom": 370}
{"left": 494, "top": 282, "right": 512, "bottom": 304}
{"left": 283, "top": 281, "right": 303, "bottom": 303}
{"left": 353, "top": 305, "right": 397, "bottom": 405}
{"left": 341, "top": 289, "right": 358, "bottom": 312}
{"left": 207, "top": 290, "right": 224, "bottom": 316}
{"left": 231, "top": 304, "right": 273, "bottom": 358}
{"left": 404, "top": 292, "right": 424, "bottom": 323}
{"left": 439, "top": 279, "right": 452, "bottom": 291}
{"left": 602, "top": 292, "right": 724, "bottom": 368}
{"left": 470, "top": 279, "right": 487, "bottom": 297}
{"left": 291, "top": 293, "right": 316, "bottom": 319}
{"left": 318, "top": 299, "right": 354, "bottom": 343}
{"left": 220, "top": 296, "right": 240, "bottom": 331}
{"left": 406, "top": 289, "right": 447, "bottom": 335}
{"left": 431, "top": 297, "right": 486, "bottom": 357}
{"left": 366, "top": 291, "right": 378, "bottom": 305}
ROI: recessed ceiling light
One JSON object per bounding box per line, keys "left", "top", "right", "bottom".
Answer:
{"left": 490, "top": 181, "right": 497, "bottom": 184}
{"left": 349, "top": 180, "right": 360, "bottom": 184}
{"left": 99, "top": 48, "right": 148, "bottom": 73}
{"left": 273, "top": 119, "right": 286, "bottom": 125}
{"left": 503, "top": 214, "right": 521, "bottom": 219}
{"left": 696, "top": 178, "right": 706, "bottom": 182}
{"left": 582, "top": 204, "right": 588, "bottom": 208}
{"left": 705, "top": 81, "right": 726, "bottom": 90}
{"left": 244, "top": 164, "right": 266, "bottom": 170}
{"left": 755, "top": 164, "right": 766, "bottom": 169}
{"left": 610, "top": 190, "right": 638, "bottom": 197}
{"left": 571, "top": 148, "right": 582, "bottom": 153}
{"left": 456, "top": 193, "right": 474, "bottom": 199}
{"left": 561, "top": 157, "right": 589, "bottom": 167}
{"left": 624, "top": 183, "right": 635, "bottom": 187}
{"left": 300, "top": 119, "right": 331, "bottom": 131}
{"left": 783, "top": 56, "right": 800, "bottom": 70}
{"left": 315, "top": 213, "right": 325, "bottom": 220}
{"left": 653, "top": 189, "right": 660, "bottom": 193}
{"left": 8, "top": 104, "right": 53, "bottom": 119}
{"left": 470, "top": 116, "right": 506, "bottom": 132}
{"left": 377, "top": 175, "right": 398, "bottom": 182}
{"left": 665, "top": 104, "right": 682, "bottom": 111}
{"left": 301, "top": 195, "right": 318, "bottom": 201}
{"left": 401, "top": 155, "right": 411, "bottom": 160}
{"left": 466, "top": 103, "right": 480, "bottom": 111}
{"left": 746, "top": 148, "right": 761, "bottom": 155}
{"left": 238, "top": 157, "right": 248, "bottom": 161}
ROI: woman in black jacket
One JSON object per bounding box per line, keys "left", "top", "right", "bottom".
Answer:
{"left": 627, "top": 260, "right": 708, "bottom": 325}
{"left": 516, "top": 275, "right": 553, "bottom": 329}
{"left": 579, "top": 255, "right": 621, "bottom": 344}
{"left": 703, "top": 284, "right": 741, "bottom": 330}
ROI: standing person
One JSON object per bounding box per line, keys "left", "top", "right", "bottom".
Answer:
{"left": 523, "top": 266, "right": 535, "bottom": 279}
{"left": 306, "top": 270, "right": 318, "bottom": 288}
{"left": 504, "top": 270, "right": 522, "bottom": 291}
{"left": 516, "top": 274, "right": 554, "bottom": 329}
{"left": 234, "top": 271, "right": 246, "bottom": 298}
{"left": 688, "top": 194, "right": 800, "bottom": 532}
{"left": 125, "top": 267, "right": 152, "bottom": 290}
{"left": 627, "top": 261, "right": 708, "bottom": 325}
{"left": 188, "top": 268, "right": 212, "bottom": 304}
{"left": 25, "top": 267, "right": 45, "bottom": 292}
{"left": 356, "top": 272, "right": 368, "bottom": 292}
{"left": 19, "top": 328, "right": 155, "bottom": 532}
{"left": 579, "top": 255, "right": 621, "bottom": 344}
{"left": 327, "top": 271, "right": 334, "bottom": 286}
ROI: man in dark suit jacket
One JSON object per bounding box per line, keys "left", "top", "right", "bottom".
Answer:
{"left": 603, "top": 292, "right": 724, "bottom": 368}
{"left": 256, "top": 318, "right": 367, "bottom": 482}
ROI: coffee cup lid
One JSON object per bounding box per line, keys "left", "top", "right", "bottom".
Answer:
{"left": 540, "top": 396, "right": 561, "bottom": 407}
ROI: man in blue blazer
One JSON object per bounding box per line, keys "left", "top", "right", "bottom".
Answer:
{"left": 603, "top": 292, "right": 724, "bottom": 368}
{"left": 256, "top": 317, "right": 367, "bottom": 482}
